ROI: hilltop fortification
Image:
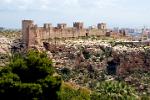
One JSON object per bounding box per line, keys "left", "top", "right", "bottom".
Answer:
{"left": 22, "top": 20, "right": 107, "bottom": 48}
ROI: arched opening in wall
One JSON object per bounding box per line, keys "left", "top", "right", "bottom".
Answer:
{"left": 107, "top": 60, "right": 118, "bottom": 75}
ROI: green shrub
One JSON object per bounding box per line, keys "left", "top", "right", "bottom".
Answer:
{"left": 140, "top": 95, "right": 150, "bottom": 100}
{"left": 91, "top": 81, "right": 138, "bottom": 100}
{"left": 60, "top": 83, "right": 90, "bottom": 100}
{"left": 10, "top": 50, "right": 54, "bottom": 82}
{"left": 0, "top": 50, "right": 61, "bottom": 100}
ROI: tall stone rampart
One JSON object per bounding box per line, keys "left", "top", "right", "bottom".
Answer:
{"left": 22, "top": 20, "right": 107, "bottom": 48}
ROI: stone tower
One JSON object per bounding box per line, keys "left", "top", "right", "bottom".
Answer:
{"left": 22, "top": 20, "right": 34, "bottom": 47}
{"left": 44, "top": 23, "right": 52, "bottom": 29}
{"left": 57, "top": 23, "right": 67, "bottom": 29}
{"left": 97, "top": 23, "right": 107, "bottom": 30}
{"left": 73, "top": 22, "right": 84, "bottom": 30}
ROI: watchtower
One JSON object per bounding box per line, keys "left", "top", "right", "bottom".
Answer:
{"left": 57, "top": 23, "right": 67, "bottom": 29}
{"left": 22, "top": 20, "right": 34, "bottom": 46}
{"left": 97, "top": 23, "right": 107, "bottom": 30}
{"left": 44, "top": 23, "right": 52, "bottom": 29}
{"left": 73, "top": 22, "right": 84, "bottom": 30}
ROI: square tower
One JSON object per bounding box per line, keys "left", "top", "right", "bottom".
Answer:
{"left": 97, "top": 23, "right": 107, "bottom": 30}
{"left": 22, "top": 20, "right": 34, "bottom": 46}
{"left": 44, "top": 23, "right": 52, "bottom": 29}
{"left": 73, "top": 22, "right": 84, "bottom": 30}
{"left": 57, "top": 23, "right": 67, "bottom": 29}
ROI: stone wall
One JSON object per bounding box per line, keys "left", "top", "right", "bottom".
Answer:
{"left": 22, "top": 20, "right": 107, "bottom": 48}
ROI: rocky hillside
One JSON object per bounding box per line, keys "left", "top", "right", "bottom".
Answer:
{"left": 0, "top": 30, "right": 21, "bottom": 66}
{"left": 40, "top": 38, "right": 150, "bottom": 97}
{"left": 0, "top": 34, "right": 150, "bottom": 97}
{"left": 41, "top": 39, "right": 150, "bottom": 75}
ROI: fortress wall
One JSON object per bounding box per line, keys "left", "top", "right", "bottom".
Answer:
{"left": 37, "top": 27, "right": 52, "bottom": 40}
{"left": 42, "top": 28, "right": 51, "bottom": 39}
{"left": 22, "top": 20, "right": 108, "bottom": 47}
{"left": 54, "top": 29, "right": 62, "bottom": 38}
{"left": 89, "top": 29, "right": 106, "bottom": 36}
{"left": 22, "top": 20, "right": 34, "bottom": 46}
{"left": 28, "top": 27, "right": 107, "bottom": 47}
{"left": 36, "top": 28, "right": 88, "bottom": 39}
{"left": 61, "top": 29, "right": 73, "bottom": 38}
{"left": 28, "top": 27, "right": 36, "bottom": 46}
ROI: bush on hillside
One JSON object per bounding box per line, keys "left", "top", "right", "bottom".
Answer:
{"left": 59, "top": 82, "right": 90, "bottom": 100}
{"left": 0, "top": 50, "right": 62, "bottom": 100}
{"left": 90, "top": 81, "right": 138, "bottom": 100}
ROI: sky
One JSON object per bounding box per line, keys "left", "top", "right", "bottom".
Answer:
{"left": 0, "top": 0, "right": 150, "bottom": 28}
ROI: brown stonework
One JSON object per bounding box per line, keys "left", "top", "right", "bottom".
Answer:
{"left": 97, "top": 23, "right": 107, "bottom": 30}
{"left": 73, "top": 22, "right": 84, "bottom": 30}
{"left": 57, "top": 23, "right": 67, "bottom": 29}
{"left": 44, "top": 23, "right": 52, "bottom": 29}
{"left": 22, "top": 20, "right": 107, "bottom": 48}
{"left": 22, "top": 20, "right": 34, "bottom": 47}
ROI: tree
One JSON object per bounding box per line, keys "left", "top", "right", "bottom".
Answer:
{"left": 0, "top": 50, "right": 62, "bottom": 100}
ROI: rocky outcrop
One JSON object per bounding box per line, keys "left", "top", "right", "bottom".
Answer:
{"left": 112, "top": 48, "right": 150, "bottom": 75}
{"left": 42, "top": 40, "right": 150, "bottom": 76}
{"left": 0, "top": 33, "right": 22, "bottom": 66}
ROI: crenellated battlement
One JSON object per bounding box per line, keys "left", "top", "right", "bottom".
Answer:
{"left": 22, "top": 20, "right": 107, "bottom": 48}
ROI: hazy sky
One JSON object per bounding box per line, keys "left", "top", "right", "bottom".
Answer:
{"left": 0, "top": 0, "right": 150, "bottom": 28}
